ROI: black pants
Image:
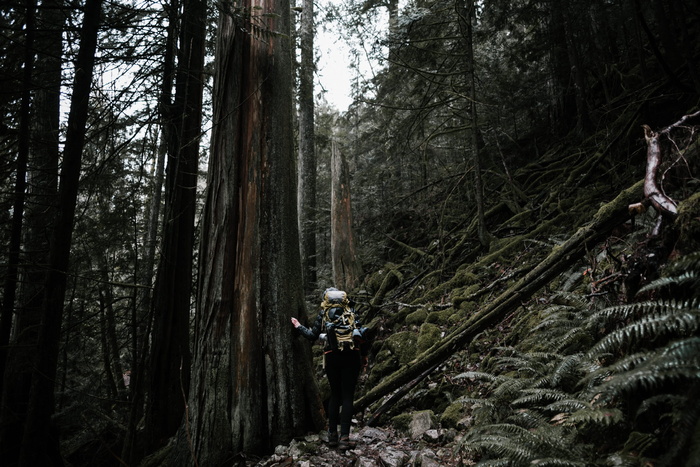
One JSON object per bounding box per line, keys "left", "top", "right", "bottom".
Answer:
{"left": 324, "top": 349, "right": 361, "bottom": 436}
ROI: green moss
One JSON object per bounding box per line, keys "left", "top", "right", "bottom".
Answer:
{"left": 417, "top": 323, "right": 441, "bottom": 353}
{"left": 367, "top": 348, "right": 398, "bottom": 388}
{"left": 440, "top": 401, "right": 467, "bottom": 429}
{"left": 406, "top": 308, "right": 428, "bottom": 325}
{"left": 676, "top": 192, "right": 700, "bottom": 255}
{"left": 391, "top": 413, "right": 413, "bottom": 432}
{"left": 385, "top": 331, "right": 419, "bottom": 366}
{"left": 447, "top": 308, "right": 469, "bottom": 326}
{"left": 426, "top": 308, "right": 455, "bottom": 325}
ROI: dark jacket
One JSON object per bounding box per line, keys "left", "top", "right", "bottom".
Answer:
{"left": 295, "top": 307, "right": 369, "bottom": 356}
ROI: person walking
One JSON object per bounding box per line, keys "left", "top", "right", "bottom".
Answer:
{"left": 291, "top": 288, "right": 368, "bottom": 450}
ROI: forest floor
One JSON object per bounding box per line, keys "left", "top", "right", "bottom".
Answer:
{"left": 247, "top": 423, "right": 465, "bottom": 466}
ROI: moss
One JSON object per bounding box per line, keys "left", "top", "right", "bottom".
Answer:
{"left": 385, "top": 331, "right": 419, "bottom": 365}
{"left": 426, "top": 308, "right": 455, "bottom": 325}
{"left": 391, "top": 413, "right": 413, "bottom": 432}
{"left": 675, "top": 192, "right": 700, "bottom": 255}
{"left": 440, "top": 401, "right": 467, "bottom": 429}
{"left": 447, "top": 308, "right": 469, "bottom": 326}
{"left": 406, "top": 308, "right": 428, "bottom": 325}
{"left": 367, "top": 348, "right": 398, "bottom": 388}
{"left": 417, "top": 323, "right": 442, "bottom": 353}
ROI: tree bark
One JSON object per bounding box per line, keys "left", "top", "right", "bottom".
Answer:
{"left": 17, "top": 0, "right": 102, "bottom": 464}
{"left": 331, "top": 141, "right": 362, "bottom": 290}
{"left": 297, "top": 0, "right": 317, "bottom": 291}
{"left": 169, "top": 0, "right": 323, "bottom": 462}
{"left": 145, "top": 0, "right": 206, "bottom": 451}
{"left": 355, "top": 180, "right": 644, "bottom": 414}
{"left": 0, "top": 0, "right": 62, "bottom": 462}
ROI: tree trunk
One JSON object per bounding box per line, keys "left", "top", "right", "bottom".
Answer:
{"left": 355, "top": 180, "right": 644, "bottom": 414}
{"left": 169, "top": 0, "right": 323, "bottom": 463}
{"left": 331, "top": 141, "right": 362, "bottom": 291}
{"left": 121, "top": 0, "right": 174, "bottom": 460}
{"left": 458, "top": 0, "right": 489, "bottom": 247}
{"left": 0, "top": 0, "right": 35, "bottom": 387}
{"left": 145, "top": 0, "right": 206, "bottom": 450}
{"left": 17, "top": 0, "right": 102, "bottom": 463}
{"left": 297, "top": 0, "right": 317, "bottom": 292}
{"left": 0, "top": 0, "right": 62, "bottom": 462}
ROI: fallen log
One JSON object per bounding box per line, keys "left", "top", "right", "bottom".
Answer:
{"left": 355, "top": 179, "right": 644, "bottom": 414}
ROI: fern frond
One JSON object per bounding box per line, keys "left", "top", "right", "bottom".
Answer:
{"left": 566, "top": 407, "right": 624, "bottom": 426}
{"left": 463, "top": 433, "right": 539, "bottom": 463}
{"left": 495, "top": 356, "right": 549, "bottom": 376}
{"left": 474, "top": 459, "right": 513, "bottom": 467}
{"left": 507, "top": 408, "right": 548, "bottom": 428}
{"left": 544, "top": 399, "right": 589, "bottom": 414}
{"left": 454, "top": 371, "right": 506, "bottom": 384}
{"left": 638, "top": 271, "right": 699, "bottom": 295}
{"left": 588, "top": 299, "right": 696, "bottom": 330}
{"left": 595, "top": 361, "right": 700, "bottom": 398}
{"left": 527, "top": 458, "right": 589, "bottom": 466}
{"left": 551, "top": 354, "right": 584, "bottom": 389}
{"left": 512, "top": 388, "right": 569, "bottom": 407}
{"left": 586, "top": 308, "right": 700, "bottom": 357}
{"left": 492, "top": 377, "right": 531, "bottom": 401}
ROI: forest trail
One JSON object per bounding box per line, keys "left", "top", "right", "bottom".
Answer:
{"left": 249, "top": 424, "right": 463, "bottom": 466}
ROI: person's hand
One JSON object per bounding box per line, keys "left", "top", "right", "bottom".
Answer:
{"left": 291, "top": 317, "right": 301, "bottom": 328}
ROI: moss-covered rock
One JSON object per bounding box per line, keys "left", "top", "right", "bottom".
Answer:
{"left": 417, "top": 323, "right": 441, "bottom": 353}
{"left": 391, "top": 413, "right": 413, "bottom": 433}
{"left": 406, "top": 308, "right": 428, "bottom": 325}
{"left": 385, "top": 331, "right": 419, "bottom": 365}
{"left": 367, "top": 348, "right": 398, "bottom": 387}
{"left": 440, "top": 401, "right": 469, "bottom": 429}
{"left": 426, "top": 308, "right": 455, "bottom": 325}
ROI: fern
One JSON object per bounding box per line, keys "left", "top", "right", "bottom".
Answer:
{"left": 550, "top": 354, "right": 584, "bottom": 389}
{"left": 462, "top": 423, "right": 587, "bottom": 465}
{"left": 565, "top": 407, "right": 624, "bottom": 427}
{"left": 511, "top": 388, "right": 569, "bottom": 408}
{"left": 543, "top": 399, "right": 590, "bottom": 414}
{"left": 586, "top": 305, "right": 700, "bottom": 357}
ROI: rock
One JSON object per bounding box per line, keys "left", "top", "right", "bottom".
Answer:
{"left": 359, "top": 426, "right": 390, "bottom": 442}
{"left": 379, "top": 447, "right": 409, "bottom": 467}
{"left": 288, "top": 440, "right": 304, "bottom": 458}
{"left": 354, "top": 456, "right": 380, "bottom": 467}
{"left": 418, "top": 451, "right": 441, "bottom": 467}
{"left": 273, "top": 445, "right": 287, "bottom": 456}
{"left": 422, "top": 429, "right": 440, "bottom": 443}
{"left": 409, "top": 410, "right": 434, "bottom": 440}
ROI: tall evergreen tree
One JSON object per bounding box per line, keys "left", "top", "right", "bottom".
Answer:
{"left": 169, "top": 0, "right": 323, "bottom": 462}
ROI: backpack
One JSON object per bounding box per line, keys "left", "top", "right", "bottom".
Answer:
{"left": 321, "top": 289, "right": 363, "bottom": 351}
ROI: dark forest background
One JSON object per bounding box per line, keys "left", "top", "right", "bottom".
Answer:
{"left": 1, "top": 0, "right": 699, "bottom": 465}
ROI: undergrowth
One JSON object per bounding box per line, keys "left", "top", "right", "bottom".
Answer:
{"left": 456, "top": 253, "right": 700, "bottom": 466}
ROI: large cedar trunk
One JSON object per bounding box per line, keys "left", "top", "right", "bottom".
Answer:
{"left": 330, "top": 141, "right": 362, "bottom": 291}
{"left": 169, "top": 0, "right": 323, "bottom": 463}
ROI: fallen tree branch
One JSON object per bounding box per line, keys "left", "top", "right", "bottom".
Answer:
{"left": 355, "top": 180, "right": 644, "bottom": 413}
{"left": 635, "top": 111, "right": 700, "bottom": 223}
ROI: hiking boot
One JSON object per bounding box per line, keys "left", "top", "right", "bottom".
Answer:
{"left": 328, "top": 432, "right": 338, "bottom": 447}
{"left": 338, "top": 435, "right": 356, "bottom": 450}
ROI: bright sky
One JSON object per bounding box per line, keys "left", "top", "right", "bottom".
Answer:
{"left": 315, "top": 17, "right": 354, "bottom": 111}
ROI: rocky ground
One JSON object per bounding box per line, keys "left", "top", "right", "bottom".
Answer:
{"left": 247, "top": 414, "right": 468, "bottom": 467}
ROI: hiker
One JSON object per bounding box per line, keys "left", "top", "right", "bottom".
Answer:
{"left": 291, "top": 287, "right": 369, "bottom": 450}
